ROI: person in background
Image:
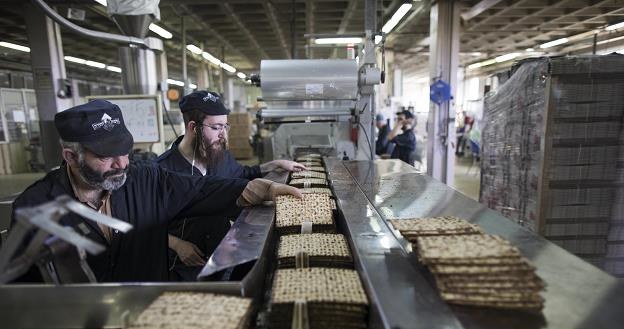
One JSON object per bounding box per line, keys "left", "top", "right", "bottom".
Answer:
{"left": 11, "top": 100, "right": 301, "bottom": 283}
{"left": 375, "top": 113, "right": 390, "bottom": 156}
{"left": 157, "top": 90, "right": 307, "bottom": 281}
{"left": 389, "top": 110, "right": 416, "bottom": 165}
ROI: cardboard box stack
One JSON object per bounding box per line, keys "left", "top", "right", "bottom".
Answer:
{"left": 228, "top": 112, "right": 254, "bottom": 159}
{"left": 481, "top": 55, "right": 624, "bottom": 277}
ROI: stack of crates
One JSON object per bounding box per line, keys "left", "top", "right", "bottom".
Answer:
{"left": 228, "top": 112, "right": 254, "bottom": 159}
{"left": 481, "top": 55, "right": 624, "bottom": 277}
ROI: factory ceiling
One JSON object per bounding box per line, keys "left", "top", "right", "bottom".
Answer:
{"left": 0, "top": 0, "right": 623, "bottom": 81}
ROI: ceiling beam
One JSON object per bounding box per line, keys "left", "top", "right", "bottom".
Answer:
{"left": 264, "top": 0, "right": 291, "bottom": 58}
{"left": 221, "top": 3, "right": 271, "bottom": 61}
{"left": 461, "top": 0, "right": 505, "bottom": 21}
{"left": 179, "top": 5, "right": 256, "bottom": 67}
{"left": 331, "top": 0, "right": 358, "bottom": 58}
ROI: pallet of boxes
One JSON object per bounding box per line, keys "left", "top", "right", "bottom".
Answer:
{"left": 228, "top": 112, "right": 254, "bottom": 159}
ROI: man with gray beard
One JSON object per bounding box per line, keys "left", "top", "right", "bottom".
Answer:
{"left": 11, "top": 99, "right": 301, "bottom": 282}
{"left": 157, "top": 90, "right": 307, "bottom": 280}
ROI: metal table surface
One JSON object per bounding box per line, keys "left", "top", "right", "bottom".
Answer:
{"left": 329, "top": 158, "right": 624, "bottom": 329}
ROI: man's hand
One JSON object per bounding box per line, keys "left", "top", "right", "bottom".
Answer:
{"left": 169, "top": 235, "right": 206, "bottom": 267}
{"left": 260, "top": 160, "right": 308, "bottom": 173}
{"left": 268, "top": 182, "right": 303, "bottom": 200}
{"left": 237, "top": 179, "right": 303, "bottom": 206}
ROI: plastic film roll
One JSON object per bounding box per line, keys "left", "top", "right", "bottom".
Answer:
{"left": 261, "top": 59, "right": 358, "bottom": 101}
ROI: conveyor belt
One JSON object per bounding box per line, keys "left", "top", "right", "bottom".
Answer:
{"left": 328, "top": 158, "right": 624, "bottom": 329}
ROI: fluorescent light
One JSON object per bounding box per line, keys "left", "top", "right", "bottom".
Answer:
{"left": 0, "top": 41, "right": 30, "bottom": 52}
{"left": 467, "top": 58, "right": 496, "bottom": 70}
{"left": 495, "top": 52, "right": 520, "bottom": 63}
{"left": 606, "top": 21, "right": 624, "bottom": 31}
{"left": 64, "top": 56, "right": 86, "bottom": 64}
{"left": 186, "top": 44, "right": 202, "bottom": 55}
{"left": 237, "top": 72, "right": 246, "bottom": 79}
{"left": 540, "top": 37, "right": 569, "bottom": 49}
{"left": 314, "top": 37, "right": 363, "bottom": 45}
{"left": 381, "top": 3, "right": 412, "bottom": 34}
{"left": 93, "top": 0, "right": 107, "bottom": 6}
{"left": 220, "top": 62, "right": 236, "bottom": 73}
{"left": 202, "top": 51, "right": 222, "bottom": 66}
{"left": 106, "top": 65, "right": 122, "bottom": 73}
{"left": 374, "top": 35, "right": 382, "bottom": 44}
{"left": 85, "top": 60, "right": 106, "bottom": 69}
{"left": 189, "top": 83, "right": 197, "bottom": 89}
{"left": 149, "top": 23, "right": 172, "bottom": 39}
{"left": 525, "top": 48, "right": 534, "bottom": 52}
{"left": 166, "top": 79, "right": 185, "bottom": 87}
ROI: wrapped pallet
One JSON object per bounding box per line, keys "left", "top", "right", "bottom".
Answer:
{"left": 480, "top": 55, "right": 624, "bottom": 277}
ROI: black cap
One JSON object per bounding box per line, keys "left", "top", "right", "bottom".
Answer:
{"left": 179, "top": 90, "right": 229, "bottom": 115}
{"left": 55, "top": 99, "right": 134, "bottom": 157}
{"left": 402, "top": 110, "right": 415, "bottom": 119}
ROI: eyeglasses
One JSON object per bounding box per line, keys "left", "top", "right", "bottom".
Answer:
{"left": 198, "top": 123, "right": 230, "bottom": 132}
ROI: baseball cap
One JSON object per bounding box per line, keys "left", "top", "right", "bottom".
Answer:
{"left": 179, "top": 90, "right": 229, "bottom": 115}
{"left": 55, "top": 99, "right": 134, "bottom": 157}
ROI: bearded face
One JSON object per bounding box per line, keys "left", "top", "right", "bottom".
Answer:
{"left": 196, "top": 128, "right": 228, "bottom": 168}
{"left": 77, "top": 155, "right": 128, "bottom": 191}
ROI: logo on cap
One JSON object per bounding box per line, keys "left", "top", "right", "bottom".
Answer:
{"left": 92, "top": 113, "right": 121, "bottom": 131}
{"left": 202, "top": 93, "right": 219, "bottom": 103}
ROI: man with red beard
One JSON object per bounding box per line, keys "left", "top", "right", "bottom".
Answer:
{"left": 157, "top": 90, "right": 306, "bottom": 280}
{"left": 10, "top": 99, "right": 301, "bottom": 282}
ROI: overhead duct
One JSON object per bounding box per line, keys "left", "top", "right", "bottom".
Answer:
{"left": 108, "top": 0, "right": 162, "bottom": 94}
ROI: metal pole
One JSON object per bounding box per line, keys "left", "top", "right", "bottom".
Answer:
{"left": 181, "top": 16, "right": 188, "bottom": 95}
{"left": 291, "top": 0, "right": 297, "bottom": 59}
{"left": 592, "top": 33, "right": 597, "bottom": 54}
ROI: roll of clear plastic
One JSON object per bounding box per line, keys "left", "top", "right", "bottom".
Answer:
{"left": 260, "top": 59, "right": 358, "bottom": 101}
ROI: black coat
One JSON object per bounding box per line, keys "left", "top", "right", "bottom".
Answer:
{"left": 10, "top": 162, "right": 248, "bottom": 282}
{"left": 156, "top": 136, "right": 262, "bottom": 280}
{"left": 390, "top": 128, "right": 416, "bottom": 164}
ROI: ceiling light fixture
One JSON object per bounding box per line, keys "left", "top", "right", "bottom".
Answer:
{"left": 0, "top": 41, "right": 30, "bottom": 52}
{"left": 106, "top": 66, "right": 122, "bottom": 73}
{"left": 540, "top": 37, "right": 569, "bottom": 49}
{"left": 220, "top": 62, "right": 236, "bottom": 73}
{"left": 314, "top": 37, "right": 363, "bottom": 45}
{"left": 495, "top": 52, "right": 520, "bottom": 63}
{"left": 148, "top": 24, "right": 173, "bottom": 39}
{"left": 381, "top": 3, "right": 412, "bottom": 34}
{"left": 606, "top": 21, "right": 624, "bottom": 31}
{"left": 186, "top": 44, "right": 203, "bottom": 55}
{"left": 202, "top": 51, "right": 222, "bottom": 66}
{"left": 237, "top": 72, "right": 246, "bottom": 79}
{"left": 64, "top": 56, "right": 87, "bottom": 64}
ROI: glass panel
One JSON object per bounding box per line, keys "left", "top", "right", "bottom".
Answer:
{"left": 0, "top": 89, "right": 28, "bottom": 143}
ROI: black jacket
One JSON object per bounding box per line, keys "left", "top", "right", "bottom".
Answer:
{"left": 375, "top": 124, "right": 390, "bottom": 156}
{"left": 390, "top": 128, "right": 416, "bottom": 164}
{"left": 156, "top": 136, "right": 262, "bottom": 280}
{"left": 11, "top": 162, "right": 248, "bottom": 282}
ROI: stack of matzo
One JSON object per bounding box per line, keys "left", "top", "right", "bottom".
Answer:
{"left": 305, "top": 166, "right": 326, "bottom": 172}
{"left": 416, "top": 234, "right": 545, "bottom": 311}
{"left": 301, "top": 187, "right": 332, "bottom": 195}
{"left": 268, "top": 268, "right": 368, "bottom": 329}
{"left": 388, "top": 216, "right": 483, "bottom": 241}
{"left": 277, "top": 233, "right": 353, "bottom": 268}
{"left": 275, "top": 194, "right": 335, "bottom": 234}
{"left": 291, "top": 170, "right": 327, "bottom": 179}
{"left": 129, "top": 292, "right": 252, "bottom": 329}
{"left": 289, "top": 177, "right": 328, "bottom": 187}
